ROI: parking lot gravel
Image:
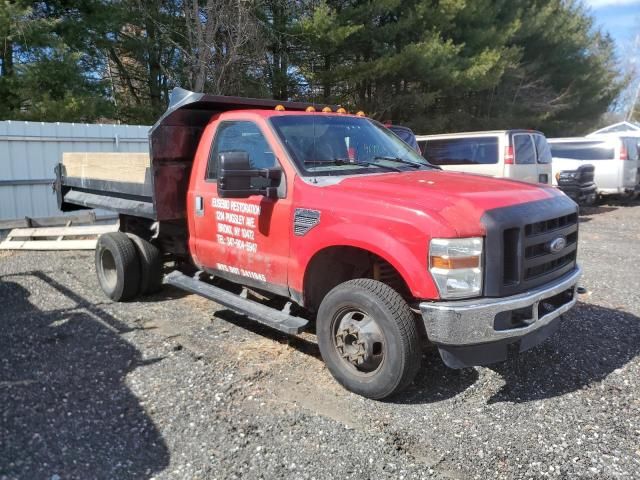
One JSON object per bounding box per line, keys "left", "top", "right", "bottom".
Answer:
{"left": 1, "top": 202, "right": 640, "bottom": 479}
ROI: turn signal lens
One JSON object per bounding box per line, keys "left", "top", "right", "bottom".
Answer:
{"left": 275, "top": 104, "right": 285, "bottom": 111}
{"left": 305, "top": 106, "right": 316, "bottom": 112}
{"left": 430, "top": 256, "right": 480, "bottom": 270}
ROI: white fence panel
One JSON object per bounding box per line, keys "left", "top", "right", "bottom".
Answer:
{"left": 0, "top": 121, "right": 151, "bottom": 221}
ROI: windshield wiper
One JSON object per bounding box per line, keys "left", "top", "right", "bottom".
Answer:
{"left": 374, "top": 156, "right": 422, "bottom": 168}
{"left": 373, "top": 155, "right": 440, "bottom": 169}
{"left": 304, "top": 158, "right": 402, "bottom": 172}
{"left": 375, "top": 155, "right": 441, "bottom": 170}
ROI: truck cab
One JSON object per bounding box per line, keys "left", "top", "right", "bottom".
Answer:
{"left": 56, "top": 88, "right": 582, "bottom": 399}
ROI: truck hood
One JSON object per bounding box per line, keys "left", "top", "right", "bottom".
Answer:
{"left": 326, "top": 170, "right": 559, "bottom": 236}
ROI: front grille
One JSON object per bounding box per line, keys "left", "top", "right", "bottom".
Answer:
{"left": 522, "top": 214, "right": 578, "bottom": 282}
{"left": 525, "top": 212, "right": 577, "bottom": 237}
{"left": 482, "top": 196, "right": 579, "bottom": 297}
{"left": 500, "top": 212, "right": 578, "bottom": 292}
{"left": 578, "top": 165, "right": 595, "bottom": 184}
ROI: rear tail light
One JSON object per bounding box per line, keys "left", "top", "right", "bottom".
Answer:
{"left": 620, "top": 141, "right": 628, "bottom": 161}
{"left": 505, "top": 145, "right": 514, "bottom": 164}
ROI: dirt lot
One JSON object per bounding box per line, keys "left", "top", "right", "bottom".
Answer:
{"left": 1, "top": 203, "right": 640, "bottom": 479}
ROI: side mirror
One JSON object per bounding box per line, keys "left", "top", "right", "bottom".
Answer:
{"left": 217, "top": 151, "right": 282, "bottom": 199}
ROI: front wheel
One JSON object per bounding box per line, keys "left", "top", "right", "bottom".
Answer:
{"left": 316, "top": 279, "right": 422, "bottom": 400}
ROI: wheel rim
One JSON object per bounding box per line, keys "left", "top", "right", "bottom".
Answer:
{"left": 100, "top": 248, "right": 117, "bottom": 291}
{"left": 332, "top": 308, "right": 386, "bottom": 375}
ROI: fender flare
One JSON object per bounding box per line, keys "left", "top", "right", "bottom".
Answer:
{"left": 298, "top": 223, "right": 438, "bottom": 300}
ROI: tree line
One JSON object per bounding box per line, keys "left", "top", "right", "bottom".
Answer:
{"left": 0, "top": 0, "right": 626, "bottom": 135}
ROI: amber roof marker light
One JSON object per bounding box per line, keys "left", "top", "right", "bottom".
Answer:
{"left": 336, "top": 107, "right": 347, "bottom": 114}
{"left": 356, "top": 110, "right": 366, "bottom": 117}
{"left": 305, "top": 106, "right": 316, "bottom": 112}
{"left": 274, "top": 104, "right": 285, "bottom": 111}
{"left": 322, "top": 106, "right": 332, "bottom": 113}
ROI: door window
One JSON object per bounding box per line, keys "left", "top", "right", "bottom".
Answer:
{"left": 513, "top": 134, "right": 536, "bottom": 165}
{"left": 533, "top": 134, "right": 552, "bottom": 164}
{"left": 207, "top": 121, "right": 276, "bottom": 181}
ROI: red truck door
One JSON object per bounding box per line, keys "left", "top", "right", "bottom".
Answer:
{"left": 189, "top": 119, "right": 292, "bottom": 292}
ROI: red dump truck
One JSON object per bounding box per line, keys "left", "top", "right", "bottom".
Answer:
{"left": 55, "top": 88, "right": 581, "bottom": 399}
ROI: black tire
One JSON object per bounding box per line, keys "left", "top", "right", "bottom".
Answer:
{"left": 316, "top": 279, "right": 421, "bottom": 400}
{"left": 127, "top": 234, "right": 163, "bottom": 295}
{"left": 95, "top": 232, "right": 141, "bottom": 301}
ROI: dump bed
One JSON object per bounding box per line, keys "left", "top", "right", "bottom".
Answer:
{"left": 56, "top": 88, "right": 331, "bottom": 221}
{"left": 58, "top": 152, "right": 154, "bottom": 218}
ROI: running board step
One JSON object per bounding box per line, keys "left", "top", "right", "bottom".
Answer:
{"left": 164, "top": 271, "right": 309, "bottom": 334}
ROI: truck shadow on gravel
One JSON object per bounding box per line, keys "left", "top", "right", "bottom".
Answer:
{"left": 217, "top": 302, "right": 640, "bottom": 406}
{"left": 486, "top": 302, "right": 640, "bottom": 404}
{"left": 214, "top": 309, "right": 479, "bottom": 403}
{"left": 0, "top": 272, "right": 169, "bottom": 479}
{"left": 578, "top": 205, "right": 617, "bottom": 221}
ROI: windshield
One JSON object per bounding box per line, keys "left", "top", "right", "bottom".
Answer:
{"left": 270, "top": 115, "right": 432, "bottom": 176}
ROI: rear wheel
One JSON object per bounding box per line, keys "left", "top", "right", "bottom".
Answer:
{"left": 95, "top": 232, "right": 141, "bottom": 301}
{"left": 316, "top": 279, "right": 422, "bottom": 400}
{"left": 127, "top": 234, "right": 163, "bottom": 295}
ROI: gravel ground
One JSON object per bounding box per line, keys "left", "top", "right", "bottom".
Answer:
{"left": 1, "top": 202, "right": 640, "bottom": 479}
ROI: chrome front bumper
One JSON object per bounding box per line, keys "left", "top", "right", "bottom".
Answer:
{"left": 419, "top": 266, "right": 582, "bottom": 347}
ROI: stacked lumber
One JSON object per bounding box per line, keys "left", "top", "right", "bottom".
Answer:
{"left": 62, "top": 152, "right": 150, "bottom": 184}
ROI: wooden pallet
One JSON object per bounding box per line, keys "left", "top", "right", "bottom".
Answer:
{"left": 0, "top": 210, "right": 107, "bottom": 231}
{"left": 0, "top": 224, "right": 118, "bottom": 251}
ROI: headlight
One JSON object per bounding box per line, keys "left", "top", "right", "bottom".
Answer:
{"left": 429, "top": 237, "right": 483, "bottom": 299}
{"left": 559, "top": 171, "right": 578, "bottom": 179}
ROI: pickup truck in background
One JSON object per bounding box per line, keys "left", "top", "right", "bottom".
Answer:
{"left": 387, "top": 124, "right": 421, "bottom": 153}
{"left": 552, "top": 162, "right": 597, "bottom": 206}
{"left": 55, "top": 88, "right": 582, "bottom": 399}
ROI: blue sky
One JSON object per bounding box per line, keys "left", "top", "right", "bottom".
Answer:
{"left": 584, "top": 0, "right": 639, "bottom": 52}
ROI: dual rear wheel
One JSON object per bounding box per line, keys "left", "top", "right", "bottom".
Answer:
{"left": 95, "top": 232, "right": 163, "bottom": 301}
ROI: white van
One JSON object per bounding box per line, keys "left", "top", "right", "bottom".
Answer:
{"left": 548, "top": 136, "right": 640, "bottom": 196}
{"left": 416, "top": 130, "right": 553, "bottom": 185}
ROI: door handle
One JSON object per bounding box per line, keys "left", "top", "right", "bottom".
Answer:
{"left": 195, "top": 196, "right": 204, "bottom": 216}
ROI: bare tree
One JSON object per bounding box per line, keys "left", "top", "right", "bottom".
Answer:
{"left": 182, "top": 0, "right": 262, "bottom": 93}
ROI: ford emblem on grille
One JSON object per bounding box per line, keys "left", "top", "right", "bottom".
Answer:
{"left": 547, "top": 236, "right": 567, "bottom": 253}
